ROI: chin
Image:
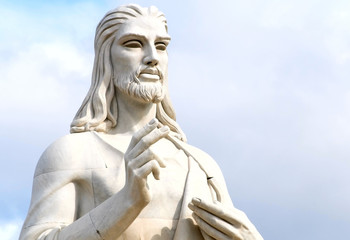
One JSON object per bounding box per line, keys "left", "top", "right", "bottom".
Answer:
{"left": 124, "top": 81, "right": 165, "bottom": 103}
{"left": 133, "top": 90, "right": 165, "bottom": 104}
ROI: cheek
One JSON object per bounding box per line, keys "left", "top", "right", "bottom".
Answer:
{"left": 114, "top": 54, "right": 142, "bottom": 75}
{"left": 158, "top": 54, "right": 168, "bottom": 67}
{"left": 115, "top": 52, "right": 134, "bottom": 66}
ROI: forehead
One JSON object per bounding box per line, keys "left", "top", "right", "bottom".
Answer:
{"left": 116, "top": 15, "right": 170, "bottom": 40}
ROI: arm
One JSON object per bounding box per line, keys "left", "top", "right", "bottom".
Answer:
{"left": 21, "top": 182, "right": 147, "bottom": 240}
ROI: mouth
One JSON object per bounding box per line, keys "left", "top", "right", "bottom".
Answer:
{"left": 139, "top": 68, "right": 161, "bottom": 82}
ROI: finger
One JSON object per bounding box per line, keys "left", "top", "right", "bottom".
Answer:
{"left": 136, "top": 159, "right": 161, "bottom": 180}
{"left": 126, "top": 118, "right": 158, "bottom": 152}
{"left": 200, "top": 229, "right": 215, "bottom": 240}
{"left": 128, "top": 125, "right": 170, "bottom": 159}
{"left": 192, "top": 198, "right": 244, "bottom": 227}
{"left": 192, "top": 213, "right": 242, "bottom": 240}
{"left": 129, "top": 148, "right": 166, "bottom": 169}
{"left": 189, "top": 202, "right": 242, "bottom": 239}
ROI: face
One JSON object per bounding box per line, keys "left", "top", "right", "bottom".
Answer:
{"left": 111, "top": 15, "right": 170, "bottom": 103}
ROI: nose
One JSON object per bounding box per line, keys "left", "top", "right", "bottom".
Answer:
{"left": 143, "top": 46, "right": 159, "bottom": 66}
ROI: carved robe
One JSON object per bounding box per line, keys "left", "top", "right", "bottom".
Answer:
{"left": 20, "top": 132, "right": 233, "bottom": 240}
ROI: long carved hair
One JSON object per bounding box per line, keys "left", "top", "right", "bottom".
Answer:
{"left": 70, "top": 4, "right": 186, "bottom": 141}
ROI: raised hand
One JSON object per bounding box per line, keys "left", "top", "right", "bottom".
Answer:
{"left": 189, "top": 198, "right": 263, "bottom": 240}
{"left": 123, "top": 118, "right": 169, "bottom": 207}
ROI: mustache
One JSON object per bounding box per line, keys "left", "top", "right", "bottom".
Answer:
{"left": 133, "top": 66, "right": 164, "bottom": 84}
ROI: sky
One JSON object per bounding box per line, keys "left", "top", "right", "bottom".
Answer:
{"left": 0, "top": 0, "right": 350, "bottom": 239}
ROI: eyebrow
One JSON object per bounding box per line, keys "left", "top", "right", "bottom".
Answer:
{"left": 119, "top": 33, "right": 171, "bottom": 42}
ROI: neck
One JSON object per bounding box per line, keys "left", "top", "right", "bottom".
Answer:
{"left": 109, "top": 88, "right": 157, "bottom": 135}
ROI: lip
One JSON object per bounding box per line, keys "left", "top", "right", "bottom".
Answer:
{"left": 139, "top": 73, "right": 160, "bottom": 81}
{"left": 139, "top": 69, "right": 160, "bottom": 81}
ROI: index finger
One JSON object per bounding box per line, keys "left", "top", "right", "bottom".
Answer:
{"left": 126, "top": 118, "right": 158, "bottom": 152}
{"left": 128, "top": 125, "right": 169, "bottom": 159}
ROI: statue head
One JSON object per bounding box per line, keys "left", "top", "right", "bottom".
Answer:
{"left": 70, "top": 4, "right": 186, "bottom": 141}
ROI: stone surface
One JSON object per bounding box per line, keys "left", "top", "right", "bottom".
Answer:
{"left": 20, "top": 4, "right": 263, "bottom": 240}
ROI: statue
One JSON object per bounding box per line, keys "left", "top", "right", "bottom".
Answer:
{"left": 20, "top": 4, "right": 263, "bottom": 240}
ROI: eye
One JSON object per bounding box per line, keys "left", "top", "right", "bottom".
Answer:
{"left": 123, "top": 40, "right": 142, "bottom": 48}
{"left": 155, "top": 42, "right": 167, "bottom": 51}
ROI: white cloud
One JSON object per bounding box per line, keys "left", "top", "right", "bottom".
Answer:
{"left": 0, "top": 2, "right": 97, "bottom": 223}
{"left": 324, "top": 5, "right": 350, "bottom": 65}
{"left": 0, "top": 40, "right": 93, "bottom": 127}
{"left": 0, "top": 219, "right": 22, "bottom": 240}
{"left": 0, "top": 2, "right": 95, "bottom": 129}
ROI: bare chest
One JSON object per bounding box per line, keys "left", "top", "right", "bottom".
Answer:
{"left": 139, "top": 150, "right": 189, "bottom": 219}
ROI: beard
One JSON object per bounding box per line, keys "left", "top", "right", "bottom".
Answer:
{"left": 115, "top": 67, "right": 165, "bottom": 103}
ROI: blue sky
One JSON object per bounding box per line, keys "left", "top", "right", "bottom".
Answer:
{"left": 1, "top": 0, "right": 350, "bottom": 239}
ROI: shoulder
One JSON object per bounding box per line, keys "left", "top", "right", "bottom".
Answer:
{"left": 180, "top": 141, "right": 223, "bottom": 175}
{"left": 182, "top": 141, "right": 234, "bottom": 206}
{"left": 34, "top": 132, "right": 101, "bottom": 176}
{"left": 181, "top": 142, "right": 217, "bottom": 165}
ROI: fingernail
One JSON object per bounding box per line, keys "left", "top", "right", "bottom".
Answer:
{"left": 192, "top": 197, "right": 201, "bottom": 204}
{"left": 188, "top": 202, "right": 194, "bottom": 210}
{"left": 158, "top": 159, "right": 166, "bottom": 168}
{"left": 155, "top": 172, "right": 160, "bottom": 180}
{"left": 160, "top": 126, "right": 169, "bottom": 132}
{"left": 191, "top": 212, "right": 197, "bottom": 220}
{"left": 149, "top": 118, "right": 157, "bottom": 125}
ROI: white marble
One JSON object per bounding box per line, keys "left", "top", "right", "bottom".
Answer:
{"left": 20, "top": 4, "right": 263, "bottom": 240}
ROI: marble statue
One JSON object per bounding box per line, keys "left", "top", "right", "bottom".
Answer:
{"left": 20, "top": 4, "right": 263, "bottom": 240}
